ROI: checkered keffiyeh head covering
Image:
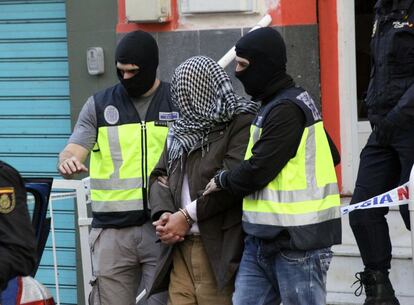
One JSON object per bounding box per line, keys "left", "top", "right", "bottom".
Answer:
{"left": 168, "top": 56, "right": 259, "bottom": 165}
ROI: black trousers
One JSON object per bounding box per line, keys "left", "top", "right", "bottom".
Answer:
{"left": 349, "top": 128, "right": 412, "bottom": 271}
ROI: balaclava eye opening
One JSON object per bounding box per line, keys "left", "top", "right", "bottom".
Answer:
{"left": 115, "top": 30, "right": 159, "bottom": 97}
{"left": 235, "top": 27, "right": 288, "bottom": 100}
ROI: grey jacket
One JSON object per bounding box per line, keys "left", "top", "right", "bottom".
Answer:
{"left": 148, "top": 113, "right": 254, "bottom": 295}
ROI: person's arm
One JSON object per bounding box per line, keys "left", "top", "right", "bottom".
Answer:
{"left": 387, "top": 82, "right": 414, "bottom": 129}
{"left": 325, "top": 129, "right": 341, "bottom": 166}
{"left": 193, "top": 114, "right": 253, "bottom": 222}
{"left": 156, "top": 114, "right": 253, "bottom": 243}
{"left": 219, "top": 101, "right": 305, "bottom": 197}
{"left": 58, "top": 143, "right": 89, "bottom": 179}
{"left": 150, "top": 145, "right": 184, "bottom": 244}
{"left": 373, "top": 82, "right": 414, "bottom": 146}
{"left": 57, "top": 97, "right": 97, "bottom": 179}
{"left": 386, "top": 9, "right": 414, "bottom": 129}
{"left": 149, "top": 145, "right": 175, "bottom": 222}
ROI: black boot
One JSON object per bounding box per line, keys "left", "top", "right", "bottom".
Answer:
{"left": 353, "top": 269, "right": 400, "bottom": 305}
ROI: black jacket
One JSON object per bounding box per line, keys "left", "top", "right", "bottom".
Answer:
{"left": 0, "top": 161, "right": 36, "bottom": 291}
{"left": 220, "top": 86, "right": 341, "bottom": 250}
{"left": 221, "top": 97, "right": 340, "bottom": 198}
{"left": 366, "top": 0, "right": 414, "bottom": 128}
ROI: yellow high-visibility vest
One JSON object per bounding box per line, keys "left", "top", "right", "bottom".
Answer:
{"left": 243, "top": 121, "right": 341, "bottom": 227}
{"left": 90, "top": 122, "right": 168, "bottom": 214}
{"left": 88, "top": 82, "right": 176, "bottom": 227}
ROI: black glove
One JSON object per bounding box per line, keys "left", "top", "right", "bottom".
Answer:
{"left": 374, "top": 118, "right": 396, "bottom": 146}
{"left": 213, "top": 170, "right": 225, "bottom": 189}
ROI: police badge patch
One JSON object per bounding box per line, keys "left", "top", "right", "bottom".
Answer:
{"left": 104, "top": 105, "right": 120, "bottom": 125}
{"left": 0, "top": 187, "right": 15, "bottom": 214}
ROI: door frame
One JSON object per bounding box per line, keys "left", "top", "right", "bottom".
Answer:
{"left": 336, "top": 0, "right": 371, "bottom": 195}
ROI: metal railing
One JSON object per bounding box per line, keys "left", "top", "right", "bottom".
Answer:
{"left": 50, "top": 179, "right": 91, "bottom": 305}
{"left": 50, "top": 178, "right": 150, "bottom": 305}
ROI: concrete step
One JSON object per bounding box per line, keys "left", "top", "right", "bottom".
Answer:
{"left": 327, "top": 245, "right": 414, "bottom": 304}
{"left": 327, "top": 292, "right": 414, "bottom": 305}
{"left": 333, "top": 244, "right": 412, "bottom": 259}
{"left": 327, "top": 197, "right": 414, "bottom": 304}
{"left": 327, "top": 245, "right": 414, "bottom": 290}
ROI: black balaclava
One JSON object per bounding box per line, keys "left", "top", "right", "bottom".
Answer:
{"left": 235, "top": 27, "right": 291, "bottom": 100}
{"left": 115, "top": 31, "right": 159, "bottom": 97}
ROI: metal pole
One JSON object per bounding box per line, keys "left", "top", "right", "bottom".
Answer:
{"left": 52, "top": 179, "right": 92, "bottom": 305}
{"left": 217, "top": 14, "right": 272, "bottom": 68}
{"left": 48, "top": 195, "right": 61, "bottom": 305}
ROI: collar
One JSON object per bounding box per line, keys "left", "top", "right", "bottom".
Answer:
{"left": 189, "top": 123, "right": 228, "bottom": 153}
{"left": 259, "top": 75, "right": 295, "bottom": 105}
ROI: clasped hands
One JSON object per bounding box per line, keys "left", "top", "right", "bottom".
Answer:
{"left": 152, "top": 174, "right": 221, "bottom": 245}
{"left": 153, "top": 211, "right": 188, "bottom": 244}
{"left": 153, "top": 176, "right": 189, "bottom": 244}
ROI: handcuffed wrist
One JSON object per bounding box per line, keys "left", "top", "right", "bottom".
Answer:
{"left": 178, "top": 208, "right": 195, "bottom": 227}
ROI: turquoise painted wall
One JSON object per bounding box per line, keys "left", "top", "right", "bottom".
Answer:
{"left": 0, "top": 1, "right": 76, "bottom": 304}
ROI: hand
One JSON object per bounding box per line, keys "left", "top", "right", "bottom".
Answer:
{"left": 58, "top": 156, "right": 88, "bottom": 178}
{"left": 153, "top": 212, "right": 182, "bottom": 244}
{"left": 153, "top": 212, "right": 171, "bottom": 228}
{"left": 157, "top": 176, "right": 169, "bottom": 188}
{"left": 374, "top": 118, "right": 396, "bottom": 146}
{"left": 203, "top": 178, "right": 220, "bottom": 196}
{"left": 155, "top": 211, "right": 188, "bottom": 245}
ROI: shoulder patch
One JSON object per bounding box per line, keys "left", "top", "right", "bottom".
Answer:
{"left": 0, "top": 187, "right": 16, "bottom": 214}
{"left": 296, "top": 91, "right": 321, "bottom": 121}
{"left": 104, "top": 105, "right": 120, "bottom": 125}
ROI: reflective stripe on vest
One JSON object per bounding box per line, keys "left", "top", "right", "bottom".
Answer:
{"left": 146, "top": 121, "right": 169, "bottom": 175}
{"left": 90, "top": 123, "right": 143, "bottom": 213}
{"left": 243, "top": 122, "right": 341, "bottom": 227}
{"left": 90, "top": 121, "right": 168, "bottom": 214}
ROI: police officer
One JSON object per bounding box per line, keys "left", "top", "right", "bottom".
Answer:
{"left": 0, "top": 161, "right": 36, "bottom": 292}
{"left": 349, "top": 0, "right": 414, "bottom": 304}
{"left": 58, "top": 31, "right": 177, "bottom": 305}
{"left": 204, "top": 27, "right": 341, "bottom": 305}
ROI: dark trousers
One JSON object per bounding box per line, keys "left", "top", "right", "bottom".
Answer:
{"left": 349, "top": 128, "right": 412, "bottom": 271}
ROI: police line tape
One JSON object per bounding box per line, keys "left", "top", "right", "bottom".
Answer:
{"left": 27, "top": 187, "right": 411, "bottom": 216}
{"left": 341, "top": 182, "right": 410, "bottom": 215}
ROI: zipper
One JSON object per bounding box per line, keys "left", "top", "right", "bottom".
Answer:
{"left": 141, "top": 121, "right": 148, "bottom": 208}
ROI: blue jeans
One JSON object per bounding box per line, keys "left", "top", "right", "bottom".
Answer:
{"left": 232, "top": 235, "right": 333, "bottom": 305}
